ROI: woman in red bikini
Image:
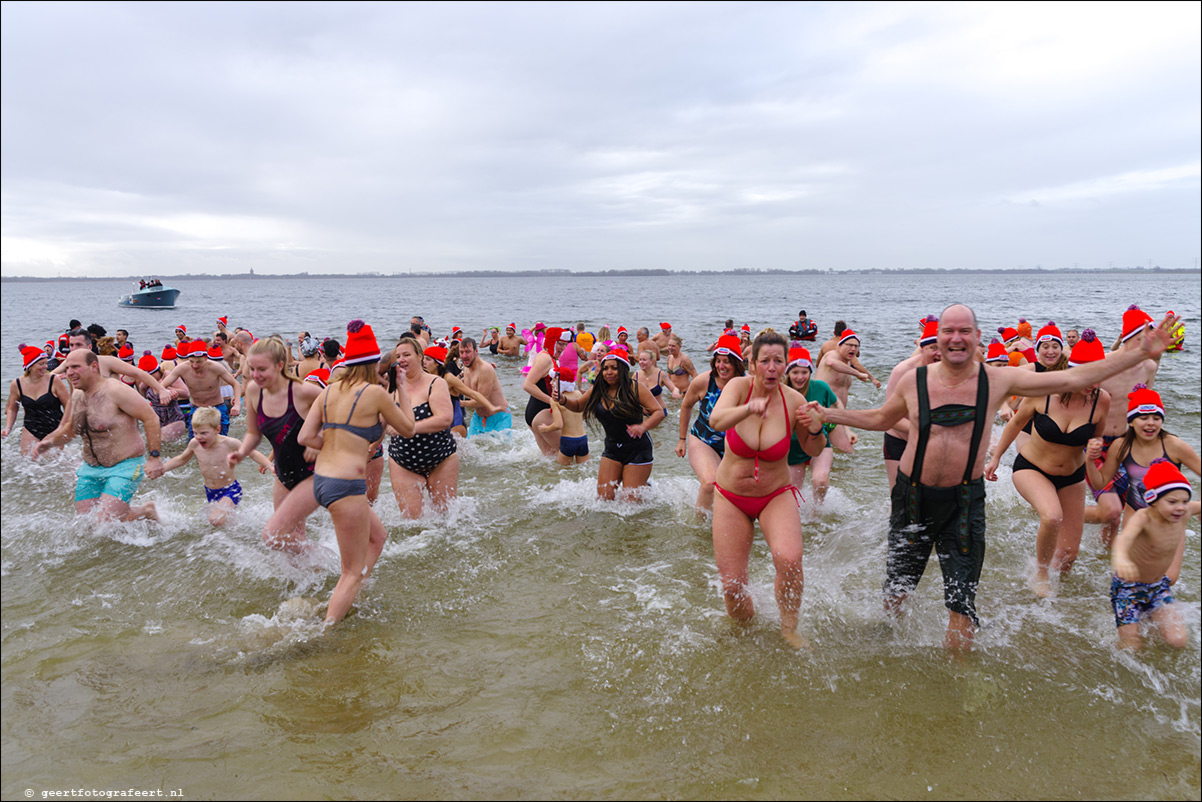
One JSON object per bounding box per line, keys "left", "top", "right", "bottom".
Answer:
{"left": 707, "top": 329, "right": 826, "bottom": 648}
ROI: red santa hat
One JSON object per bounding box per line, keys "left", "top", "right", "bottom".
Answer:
{"left": 998, "top": 326, "right": 1018, "bottom": 343}
{"left": 183, "top": 341, "right": 206, "bottom": 358}
{"left": 304, "top": 368, "right": 331, "bottom": 388}
{"left": 175, "top": 324, "right": 187, "bottom": 334}
{"left": 207, "top": 345, "right": 224, "bottom": 362}
{"left": 161, "top": 345, "right": 178, "bottom": 361}
{"left": 1036, "top": 322, "right": 1063, "bottom": 347}
{"left": 660, "top": 322, "right": 672, "bottom": 331}
{"left": 1126, "top": 384, "right": 1164, "bottom": 421}
{"left": 217, "top": 316, "right": 228, "bottom": 327}
{"left": 138, "top": 351, "right": 160, "bottom": 373}
{"left": 601, "top": 349, "right": 630, "bottom": 366}
{"left": 118, "top": 343, "right": 135, "bottom": 362}
{"left": 838, "top": 329, "right": 860, "bottom": 346}
{"left": 1120, "top": 305, "right": 1153, "bottom": 344}
{"left": 19, "top": 344, "right": 46, "bottom": 371}
{"left": 1067, "top": 329, "right": 1105, "bottom": 367}
{"left": 343, "top": 319, "right": 381, "bottom": 365}
{"left": 740, "top": 324, "right": 751, "bottom": 333}
{"left": 424, "top": 345, "right": 448, "bottom": 364}
{"left": 787, "top": 347, "right": 813, "bottom": 371}
{"left": 713, "top": 334, "right": 744, "bottom": 361}
{"left": 616, "top": 326, "right": 628, "bottom": 336}
{"left": 1142, "top": 459, "right": 1192, "bottom": 504}
{"left": 919, "top": 320, "right": 939, "bottom": 347}
{"left": 985, "top": 338, "right": 1008, "bottom": 363}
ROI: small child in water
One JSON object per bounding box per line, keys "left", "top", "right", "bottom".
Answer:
{"left": 156, "top": 406, "right": 272, "bottom": 526}
{"left": 540, "top": 375, "right": 589, "bottom": 465}
{"left": 1109, "top": 459, "right": 1199, "bottom": 650}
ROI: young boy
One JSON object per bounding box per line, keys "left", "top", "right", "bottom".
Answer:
{"left": 539, "top": 378, "right": 590, "bottom": 466}
{"left": 155, "top": 406, "right": 271, "bottom": 526}
{"left": 1110, "top": 459, "right": 1199, "bottom": 650}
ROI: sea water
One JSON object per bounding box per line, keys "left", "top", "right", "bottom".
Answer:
{"left": 2, "top": 272, "right": 1199, "bottom": 799}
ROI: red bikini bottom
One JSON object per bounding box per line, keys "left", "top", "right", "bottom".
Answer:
{"left": 714, "top": 483, "right": 801, "bottom": 520}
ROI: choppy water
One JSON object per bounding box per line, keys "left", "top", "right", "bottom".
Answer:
{"left": 2, "top": 272, "right": 1199, "bottom": 800}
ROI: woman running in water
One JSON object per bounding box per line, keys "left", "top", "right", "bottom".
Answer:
{"left": 561, "top": 349, "right": 664, "bottom": 500}
{"left": 388, "top": 336, "right": 459, "bottom": 517}
{"left": 231, "top": 335, "right": 322, "bottom": 554}
{"left": 783, "top": 346, "right": 841, "bottom": 505}
{"left": 298, "top": 320, "right": 415, "bottom": 626}
{"left": 523, "top": 327, "right": 572, "bottom": 457}
{"left": 708, "top": 329, "right": 826, "bottom": 648}
{"left": 676, "top": 334, "right": 745, "bottom": 512}
{"left": 3, "top": 344, "right": 70, "bottom": 456}
{"left": 985, "top": 329, "right": 1110, "bottom": 597}
{"left": 635, "top": 349, "right": 674, "bottom": 415}
{"left": 664, "top": 335, "right": 697, "bottom": 397}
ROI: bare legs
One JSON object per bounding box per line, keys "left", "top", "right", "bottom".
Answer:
{"left": 1012, "top": 471, "right": 1085, "bottom": 597}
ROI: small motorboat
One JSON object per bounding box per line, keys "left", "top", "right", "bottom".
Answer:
{"left": 119, "top": 280, "right": 180, "bottom": 309}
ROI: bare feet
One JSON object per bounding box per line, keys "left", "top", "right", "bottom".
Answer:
{"left": 1031, "top": 567, "right": 1053, "bottom": 598}
{"left": 782, "top": 628, "right": 811, "bottom": 650}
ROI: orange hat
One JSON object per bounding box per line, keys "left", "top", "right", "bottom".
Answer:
{"left": 118, "top": 343, "right": 135, "bottom": 362}
{"left": 343, "top": 319, "right": 381, "bottom": 365}
{"left": 1067, "top": 329, "right": 1105, "bottom": 366}
{"left": 787, "top": 346, "right": 812, "bottom": 371}
{"left": 985, "top": 338, "right": 1008, "bottom": 363}
{"left": 1120, "top": 305, "right": 1153, "bottom": 343}
{"left": 19, "top": 344, "right": 46, "bottom": 371}
{"left": 1015, "top": 319, "right": 1032, "bottom": 339}
{"left": 138, "top": 351, "right": 159, "bottom": 373}
{"left": 1126, "top": 384, "right": 1164, "bottom": 421}
{"left": 713, "top": 334, "right": 744, "bottom": 361}
{"left": 424, "top": 345, "right": 448, "bottom": 364}
{"left": 919, "top": 320, "right": 938, "bottom": 347}
{"left": 1142, "top": 458, "right": 1192, "bottom": 504}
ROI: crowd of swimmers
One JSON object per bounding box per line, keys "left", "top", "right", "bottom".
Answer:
{"left": 3, "top": 306, "right": 1197, "bottom": 651}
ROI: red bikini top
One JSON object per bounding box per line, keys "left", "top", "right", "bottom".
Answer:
{"left": 726, "top": 385, "right": 791, "bottom": 479}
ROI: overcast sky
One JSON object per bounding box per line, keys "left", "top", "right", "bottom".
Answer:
{"left": 2, "top": 1, "right": 1199, "bottom": 277}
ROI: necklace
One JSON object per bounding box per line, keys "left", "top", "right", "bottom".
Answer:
{"left": 935, "top": 365, "right": 975, "bottom": 389}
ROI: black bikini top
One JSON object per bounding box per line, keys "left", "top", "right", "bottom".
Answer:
{"left": 1032, "top": 393, "right": 1098, "bottom": 448}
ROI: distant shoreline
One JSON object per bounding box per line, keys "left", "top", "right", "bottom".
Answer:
{"left": 3, "top": 267, "right": 1199, "bottom": 282}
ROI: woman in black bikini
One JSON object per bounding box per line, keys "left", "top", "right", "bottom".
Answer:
{"left": 232, "top": 336, "right": 323, "bottom": 554}
{"left": 388, "top": 336, "right": 459, "bottom": 518}
{"left": 298, "top": 321, "right": 415, "bottom": 626}
{"left": 986, "top": 329, "right": 1112, "bottom": 597}
{"left": 562, "top": 349, "right": 664, "bottom": 500}
{"left": 3, "top": 344, "right": 70, "bottom": 456}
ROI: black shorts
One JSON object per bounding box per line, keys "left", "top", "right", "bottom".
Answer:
{"left": 601, "top": 434, "right": 654, "bottom": 466}
{"left": 886, "top": 472, "right": 986, "bottom": 626}
{"left": 882, "top": 432, "right": 907, "bottom": 461}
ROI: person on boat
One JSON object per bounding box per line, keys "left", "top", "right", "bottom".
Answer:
{"left": 560, "top": 348, "right": 664, "bottom": 500}
{"left": 664, "top": 335, "right": 697, "bottom": 397}
{"left": 35, "top": 349, "right": 162, "bottom": 522}
{"left": 230, "top": 335, "right": 322, "bottom": 554}
{"left": 676, "top": 334, "right": 745, "bottom": 512}
{"left": 789, "top": 310, "right": 818, "bottom": 342}
{"left": 707, "top": 329, "right": 826, "bottom": 648}
{"left": 808, "top": 304, "right": 1177, "bottom": 652}
{"left": 134, "top": 351, "right": 188, "bottom": 442}
{"left": 985, "top": 327, "right": 1111, "bottom": 596}
{"left": 1086, "top": 384, "right": 1200, "bottom": 582}
{"left": 298, "top": 320, "right": 416, "bottom": 626}
{"left": 388, "top": 335, "right": 458, "bottom": 517}
{"left": 783, "top": 346, "right": 840, "bottom": 505}
{"left": 160, "top": 341, "right": 241, "bottom": 437}
{"left": 459, "top": 337, "right": 512, "bottom": 436}
{"left": 4, "top": 344, "right": 71, "bottom": 456}
{"left": 523, "top": 327, "right": 572, "bottom": 457}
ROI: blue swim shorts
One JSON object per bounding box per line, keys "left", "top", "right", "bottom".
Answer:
{"left": 75, "top": 455, "right": 146, "bottom": 503}
{"left": 1111, "top": 574, "right": 1174, "bottom": 627}
{"left": 204, "top": 480, "right": 243, "bottom": 506}
{"left": 467, "top": 408, "right": 513, "bottom": 436}
{"left": 559, "top": 434, "right": 589, "bottom": 458}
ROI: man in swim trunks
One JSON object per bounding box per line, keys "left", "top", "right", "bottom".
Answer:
{"left": 1090, "top": 305, "right": 1163, "bottom": 543}
{"left": 652, "top": 322, "right": 673, "bottom": 351}
{"left": 36, "top": 349, "right": 162, "bottom": 521}
{"left": 816, "top": 321, "right": 847, "bottom": 368}
{"left": 459, "top": 337, "right": 512, "bottom": 435}
{"left": 160, "top": 341, "right": 242, "bottom": 437}
{"left": 497, "top": 324, "right": 523, "bottom": 356}
{"left": 808, "top": 304, "right": 1177, "bottom": 652}
{"left": 881, "top": 319, "right": 941, "bottom": 490}
{"left": 815, "top": 329, "right": 878, "bottom": 408}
